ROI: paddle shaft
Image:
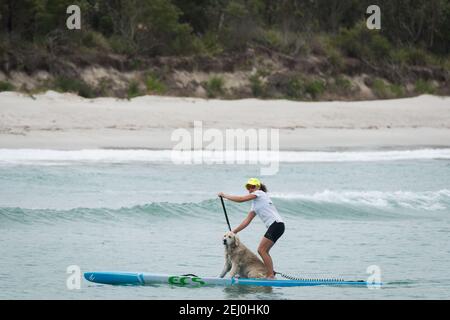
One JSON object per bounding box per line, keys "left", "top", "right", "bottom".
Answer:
{"left": 219, "top": 196, "right": 232, "bottom": 231}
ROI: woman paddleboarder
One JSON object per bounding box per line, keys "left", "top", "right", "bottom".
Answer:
{"left": 218, "top": 178, "right": 285, "bottom": 279}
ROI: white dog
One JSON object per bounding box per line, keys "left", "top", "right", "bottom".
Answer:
{"left": 219, "top": 231, "right": 267, "bottom": 278}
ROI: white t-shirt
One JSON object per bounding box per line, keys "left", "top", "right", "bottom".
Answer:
{"left": 250, "top": 190, "right": 284, "bottom": 228}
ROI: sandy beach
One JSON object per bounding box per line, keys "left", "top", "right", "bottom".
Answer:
{"left": 0, "top": 91, "right": 449, "bottom": 150}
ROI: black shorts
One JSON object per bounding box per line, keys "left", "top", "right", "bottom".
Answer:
{"left": 264, "top": 222, "right": 285, "bottom": 243}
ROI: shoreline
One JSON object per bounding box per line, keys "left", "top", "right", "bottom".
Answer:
{"left": 1, "top": 128, "right": 449, "bottom": 151}
{"left": 1, "top": 91, "right": 449, "bottom": 151}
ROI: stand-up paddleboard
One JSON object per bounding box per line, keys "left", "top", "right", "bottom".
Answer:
{"left": 84, "top": 272, "right": 378, "bottom": 287}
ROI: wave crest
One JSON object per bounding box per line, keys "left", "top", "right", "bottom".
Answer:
{"left": 1, "top": 190, "right": 448, "bottom": 224}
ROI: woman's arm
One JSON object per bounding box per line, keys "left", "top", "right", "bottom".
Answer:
{"left": 218, "top": 192, "right": 256, "bottom": 203}
{"left": 232, "top": 211, "right": 256, "bottom": 234}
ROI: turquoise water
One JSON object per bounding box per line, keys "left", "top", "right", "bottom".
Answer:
{"left": 1, "top": 150, "right": 450, "bottom": 299}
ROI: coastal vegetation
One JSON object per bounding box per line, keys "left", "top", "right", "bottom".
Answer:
{"left": 0, "top": 0, "right": 448, "bottom": 100}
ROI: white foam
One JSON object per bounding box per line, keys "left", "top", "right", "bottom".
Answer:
{"left": 271, "top": 189, "right": 450, "bottom": 210}
{"left": 278, "top": 149, "right": 450, "bottom": 162}
{"left": 0, "top": 149, "right": 173, "bottom": 163}
{"left": 0, "top": 148, "right": 450, "bottom": 164}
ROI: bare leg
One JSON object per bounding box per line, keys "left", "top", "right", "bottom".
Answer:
{"left": 258, "top": 237, "right": 275, "bottom": 279}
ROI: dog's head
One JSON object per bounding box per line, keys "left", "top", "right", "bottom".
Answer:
{"left": 222, "top": 231, "right": 240, "bottom": 248}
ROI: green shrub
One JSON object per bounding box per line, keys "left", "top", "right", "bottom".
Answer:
{"left": 286, "top": 78, "right": 305, "bottom": 100}
{"left": 129, "top": 59, "right": 144, "bottom": 70}
{"left": 371, "top": 78, "right": 406, "bottom": 98}
{"left": 329, "top": 76, "right": 356, "bottom": 96}
{"left": 82, "top": 31, "right": 110, "bottom": 51}
{"left": 391, "top": 48, "right": 431, "bottom": 66}
{"left": 54, "top": 77, "right": 94, "bottom": 98}
{"left": 218, "top": 1, "right": 253, "bottom": 51}
{"left": 261, "top": 30, "right": 309, "bottom": 55}
{"left": 327, "top": 47, "right": 344, "bottom": 70}
{"left": 336, "top": 23, "right": 392, "bottom": 63}
{"left": 427, "top": 54, "right": 450, "bottom": 69}
{"left": 138, "top": 0, "right": 197, "bottom": 56}
{"left": 305, "top": 80, "right": 326, "bottom": 99}
{"left": 256, "top": 68, "right": 271, "bottom": 78}
{"left": 263, "top": 29, "right": 283, "bottom": 49}
{"left": 390, "top": 48, "right": 409, "bottom": 65}
{"left": 96, "top": 78, "right": 114, "bottom": 97}
{"left": 286, "top": 78, "right": 326, "bottom": 100}
{"left": 404, "top": 48, "right": 430, "bottom": 66}
{"left": 0, "top": 81, "right": 15, "bottom": 92}
{"left": 313, "top": 35, "right": 344, "bottom": 70}
{"left": 146, "top": 74, "right": 166, "bottom": 95}
{"left": 205, "top": 76, "right": 225, "bottom": 98}
{"left": 127, "top": 81, "right": 142, "bottom": 99}
{"left": 371, "top": 78, "right": 389, "bottom": 98}
{"left": 109, "top": 35, "right": 136, "bottom": 55}
{"left": 192, "top": 32, "right": 222, "bottom": 56}
{"left": 369, "top": 34, "right": 392, "bottom": 60}
{"left": 389, "top": 84, "right": 405, "bottom": 98}
{"left": 444, "top": 59, "right": 450, "bottom": 71}
{"left": 168, "top": 28, "right": 199, "bottom": 55}
{"left": 335, "top": 27, "right": 364, "bottom": 58}
{"left": 249, "top": 74, "right": 264, "bottom": 98}
{"left": 415, "top": 79, "right": 436, "bottom": 94}
{"left": 335, "top": 76, "right": 352, "bottom": 91}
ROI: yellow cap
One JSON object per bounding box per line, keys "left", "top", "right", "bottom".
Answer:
{"left": 245, "top": 178, "right": 261, "bottom": 188}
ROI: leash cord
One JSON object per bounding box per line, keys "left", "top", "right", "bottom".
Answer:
{"left": 274, "top": 271, "right": 344, "bottom": 282}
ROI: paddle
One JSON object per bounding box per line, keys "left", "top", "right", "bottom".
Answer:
{"left": 219, "top": 196, "right": 232, "bottom": 231}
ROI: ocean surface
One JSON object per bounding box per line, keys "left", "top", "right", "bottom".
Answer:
{"left": 0, "top": 148, "right": 449, "bottom": 299}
